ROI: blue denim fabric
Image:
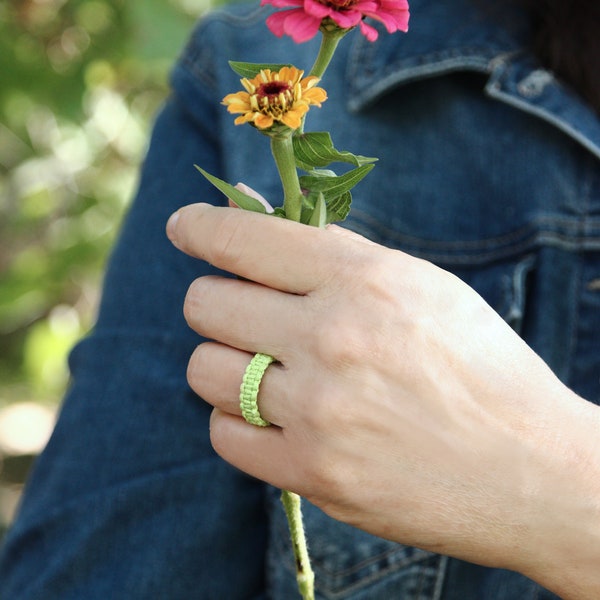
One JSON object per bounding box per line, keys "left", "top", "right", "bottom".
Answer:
{"left": 1, "top": 0, "right": 599, "bottom": 597}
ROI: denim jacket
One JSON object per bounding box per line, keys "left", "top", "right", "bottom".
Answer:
{"left": 1, "top": 0, "right": 598, "bottom": 598}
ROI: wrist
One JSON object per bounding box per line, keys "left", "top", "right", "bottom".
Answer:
{"left": 513, "top": 389, "right": 600, "bottom": 599}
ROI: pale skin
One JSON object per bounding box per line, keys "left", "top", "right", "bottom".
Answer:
{"left": 166, "top": 203, "right": 600, "bottom": 600}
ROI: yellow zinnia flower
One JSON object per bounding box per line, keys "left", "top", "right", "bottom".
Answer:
{"left": 222, "top": 66, "right": 327, "bottom": 130}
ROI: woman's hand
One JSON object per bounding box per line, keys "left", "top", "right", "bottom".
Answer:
{"left": 167, "top": 203, "right": 600, "bottom": 599}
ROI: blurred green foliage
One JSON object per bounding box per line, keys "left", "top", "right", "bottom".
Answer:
{"left": 0, "top": 0, "right": 212, "bottom": 410}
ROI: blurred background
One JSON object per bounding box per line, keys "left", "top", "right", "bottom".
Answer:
{"left": 0, "top": 0, "right": 220, "bottom": 539}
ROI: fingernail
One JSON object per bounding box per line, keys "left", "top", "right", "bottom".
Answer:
{"left": 166, "top": 210, "right": 181, "bottom": 247}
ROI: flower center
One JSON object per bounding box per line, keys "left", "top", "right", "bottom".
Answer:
{"left": 254, "top": 81, "right": 296, "bottom": 119}
{"left": 258, "top": 81, "right": 290, "bottom": 98}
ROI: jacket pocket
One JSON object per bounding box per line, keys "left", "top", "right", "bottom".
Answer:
{"left": 450, "top": 254, "right": 536, "bottom": 335}
{"left": 265, "top": 488, "right": 447, "bottom": 600}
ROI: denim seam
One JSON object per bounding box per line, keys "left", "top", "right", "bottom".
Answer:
{"left": 565, "top": 163, "right": 594, "bottom": 388}
{"left": 347, "top": 211, "right": 600, "bottom": 265}
{"left": 350, "top": 208, "right": 600, "bottom": 248}
{"left": 272, "top": 515, "right": 440, "bottom": 598}
{"left": 432, "top": 555, "right": 449, "bottom": 600}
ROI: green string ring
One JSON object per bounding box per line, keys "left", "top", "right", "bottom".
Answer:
{"left": 240, "top": 352, "right": 275, "bottom": 427}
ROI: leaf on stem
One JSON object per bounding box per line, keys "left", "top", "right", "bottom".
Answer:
{"left": 300, "top": 163, "right": 374, "bottom": 199}
{"left": 326, "top": 190, "right": 352, "bottom": 222}
{"left": 195, "top": 166, "right": 268, "bottom": 214}
{"left": 299, "top": 164, "right": 374, "bottom": 224}
{"left": 307, "top": 192, "right": 327, "bottom": 227}
{"left": 293, "top": 132, "right": 378, "bottom": 169}
{"left": 301, "top": 189, "right": 351, "bottom": 224}
{"left": 228, "top": 61, "right": 293, "bottom": 79}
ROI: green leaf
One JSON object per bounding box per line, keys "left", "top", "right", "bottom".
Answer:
{"left": 305, "top": 169, "right": 337, "bottom": 178}
{"left": 228, "top": 61, "right": 293, "bottom": 79}
{"left": 293, "top": 132, "right": 378, "bottom": 169}
{"left": 194, "top": 166, "right": 267, "bottom": 214}
{"left": 326, "top": 191, "right": 352, "bottom": 222}
{"left": 302, "top": 188, "right": 352, "bottom": 224}
{"left": 299, "top": 164, "right": 374, "bottom": 224}
{"left": 308, "top": 193, "right": 327, "bottom": 228}
{"left": 299, "top": 164, "right": 375, "bottom": 200}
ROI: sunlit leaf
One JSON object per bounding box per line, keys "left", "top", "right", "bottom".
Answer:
{"left": 228, "top": 61, "right": 294, "bottom": 79}
{"left": 195, "top": 166, "right": 267, "bottom": 213}
{"left": 299, "top": 164, "right": 374, "bottom": 199}
{"left": 293, "top": 132, "right": 378, "bottom": 169}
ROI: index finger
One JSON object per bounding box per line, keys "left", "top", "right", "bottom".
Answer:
{"left": 166, "top": 203, "right": 359, "bottom": 293}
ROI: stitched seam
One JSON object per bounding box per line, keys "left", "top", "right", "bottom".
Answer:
{"left": 432, "top": 555, "right": 449, "bottom": 600}
{"left": 273, "top": 516, "right": 438, "bottom": 598}
{"left": 349, "top": 207, "right": 600, "bottom": 248}
{"left": 346, "top": 211, "right": 600, "bottom": 265}
{"left": 565, "top": 160, "right": 594, "bottom": 387}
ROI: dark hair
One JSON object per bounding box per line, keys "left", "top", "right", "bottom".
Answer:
{"left": 518, "top": 0, "right": 600, "bottom": 113}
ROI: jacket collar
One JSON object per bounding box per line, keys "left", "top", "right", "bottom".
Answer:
{"left": 344, "top": 0, "right": 600, "bottom": 160}
{"left": 346, "top": 0, "right": 528, "bottom": 110}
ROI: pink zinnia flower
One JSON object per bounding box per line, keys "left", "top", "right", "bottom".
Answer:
{"left": 261, "top": 0, "right": 409, "bottom": 43}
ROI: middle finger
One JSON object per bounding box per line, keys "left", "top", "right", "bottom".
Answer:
{"left": 184, "top": 275, "right": 309, "bottom": 358}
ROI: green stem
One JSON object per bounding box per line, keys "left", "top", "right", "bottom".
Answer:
{"left": 298, "top": 28, "right": 348, "bottom": 134}
{"left": 281, "top": 490, "right": 315, "bottom": 600}
{"left": 270, "top": 134, "right": 303, "bottom": 222}
{"left": 309, "top": 28, "right": 348, "bottom": 79}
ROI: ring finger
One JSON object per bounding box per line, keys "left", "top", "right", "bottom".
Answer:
{"left": 187, "top": 341, "right": 290, "bottom": 427}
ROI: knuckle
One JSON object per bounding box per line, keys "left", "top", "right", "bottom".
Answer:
{"left": 208, "top": 410, "right": 228, "bottom": 456}
{"left": 183, "top": 277, "right": 211, "bottom": 331}
{"left": 206, "top": 210, "right": 247, "bottom": 268}
{"left": 300, "top": 438, "right": 344, "bottom": 489}
{"left": 186, "top": 343, "right": 208, "bottom": 389}
{"left": 302, "top": 382, "right": 364, "bottom": 442}
{"left": 183, "top": 279, "right": 201, "bottom": 324}
{"left": 302, "top": 382, "right": 343, "bottom": 431}
{"left": 311, "top": 319, "right": 368, "bottom": 371}
{"left": 302, "top": 449, "right": 361, "bottom": 518}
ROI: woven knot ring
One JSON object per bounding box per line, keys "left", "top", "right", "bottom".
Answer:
{"left": 239, "top": 352, "right": 275, "bottom": 427}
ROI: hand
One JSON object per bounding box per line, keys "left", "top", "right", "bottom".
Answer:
{"left": 167, "top": 203, "right": 600, "bottom": 599}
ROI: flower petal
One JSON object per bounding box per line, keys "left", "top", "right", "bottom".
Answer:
{"left": 282, "top": 10, "right": 322, "bottom": 42}
{"left": 254, "top": 114, "right": 275, "bottom": 129}
{"left": 281, "top": 106, "right": 308, "bottom": 129}
{"left": 329, "top": 9, "right": 363, "bottom": 28}
{"left": 279, "top": 65, "right": 303, "bottom": 84}
{"left": 261, "top": 0, "right": 303, "bottom": 7}
{"left": 303, "top": 87, "right": 328, "bottom": 105}
{"left": 222, "top": 92, "right": 252, "bottom": 113}
{"left": 365, "top": 0, "right": 410, "bottom": 32}
{"left": 303, "top": 0, "right": 332, "bottom": 19}
{"left": 358, "top": 20, "right": 379, "bottom": 41}
{"left": 266, "top": 0, "right": 410, "bottom": 42}
{"left": 234, "top": 113, "right": 257, "bottom": 125}
{"left": 351, "top": 0, "right": 380, "bottom": 11}
{"left": 265, "top": 11, "right": 291, "bottom": 37}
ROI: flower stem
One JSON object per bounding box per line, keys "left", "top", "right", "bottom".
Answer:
{"left": 270, "top": 134, "right": 303, "bottom": 222}
{"left": 309, "top": 28, "right": 348, "bottom": 79}
{"left": 281, "top": 490, "right": 315, "bottom": 600}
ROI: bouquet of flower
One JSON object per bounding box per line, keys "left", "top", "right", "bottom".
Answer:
{"left": 197, "top": 0, "right": 409, "bottom": 597}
